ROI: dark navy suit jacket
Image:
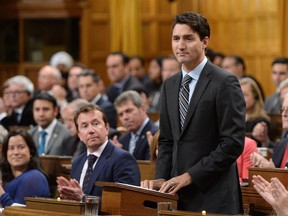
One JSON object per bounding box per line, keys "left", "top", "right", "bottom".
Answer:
{"left": 70, "top": 141, "right": 140, "bottom": 197}
{"left": 273, "top": 137, "right": 288, "bottom": 167}
{"left": 119, "top": 119, "right": 158, "bottom": 160}
{"left": 106, "top": 75, "right": 146, "bottom": 103}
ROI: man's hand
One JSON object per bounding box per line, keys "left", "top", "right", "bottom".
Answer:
{"left": 111, "top": 135, "right": 123, "bottom": 149}
{"left": 57, "top": 176, "right": 84, "bottom": 201}
{"left": 141, "top": 172, "right": 192, "bottom": 195}
{"left": 159, "top": 172, "right": 192, "bottom": 194}
{"left": 141, "top": 179, "right": 165, "bottom": 191}
{"left": 250, "top": 152, "right": 275, "bottom": 168}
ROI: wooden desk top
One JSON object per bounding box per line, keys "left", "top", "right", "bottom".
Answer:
{"left": 159, "top": 210, "right": 228, "bottom": 216}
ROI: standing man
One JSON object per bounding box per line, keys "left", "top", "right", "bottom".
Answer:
{"left": 141, "top": 12, "right": 245, "bottom": 214}
{"left": 57, "top": 104, "right": 140, "bottom": 201}
{"left": 264, "top": 57, "right": 288, "bottom": 114}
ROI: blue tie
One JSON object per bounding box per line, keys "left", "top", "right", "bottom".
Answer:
{"left": 82, "top": 154, "right": 98, "bottom": 194}
{"left": 38, "top": 130, "right": 47, "bottom": 155}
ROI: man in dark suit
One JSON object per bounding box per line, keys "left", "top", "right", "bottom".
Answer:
{"left": 57, "top": 104, "right": 140, "bottom": 201}
{"left": 264, "top": 57, "right": 288, "bottom": 114}
{"left": 0, "top": 75, "right": 36, "bottom": 130}
{"left": 78, "top": 70, "right": 117, "bottom": 129}
{"left": 28, "top": 92, "right": 70, "bottom": 155}
{"left": 105, "top": 51, "right": 146, "bottom": 103}
{"left": 141, "top": 12, "right": 245, "bottom": 214}
{"left": 113, "top": 90, "right": 158, "bottom": 160}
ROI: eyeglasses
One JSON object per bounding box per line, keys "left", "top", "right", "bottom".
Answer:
{"left": 280, "top": 106, "right": 288, "bottom": 114}
{"left": 3, "top": 90, "right": 28, "bottom": 95}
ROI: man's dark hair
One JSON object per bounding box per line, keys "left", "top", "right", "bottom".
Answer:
{"left": 33, "top": 92, "right": 58, "bottom": 108}
{"left": 172, "top": 12, "right": 210, "bottom": 40}
{"left": 272, "top": 57, "right": 288, "bottom": 67}
{"left": 232, "top": 55, "right": 246, "bottom": 72}
{"left": 129, "top": 55, "right": 145, "bottom": 66}
{"left": 78, "top": 69, "right": 101, "bottom": 84}
{"left": 74, "top": 104, "right": 108, "bottom": 131}
{"left": 108, "top": 51, "right": 130, "bottom": 64}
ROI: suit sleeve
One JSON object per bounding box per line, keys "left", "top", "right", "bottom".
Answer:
{"left": 112, "top": 152, "right": 141, "bottom": 186}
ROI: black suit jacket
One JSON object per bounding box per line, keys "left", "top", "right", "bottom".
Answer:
{"left": 156, "top": 61, "right": 245, "bottom": 214}
{"left": 106, "top": 75, "right": 146, "bottom": 103}
{"left": 96, "top": 96, "right": 117, "bottom": 129}
{"left": 119, "top": 119, "right": 158, "bottom": 160}
{"left": 0, "top": 99, "right": 36, "bottom": 130}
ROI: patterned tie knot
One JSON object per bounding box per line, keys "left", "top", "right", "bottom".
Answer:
{"left": 182, "top": 74, "right": 192, "bottom": 86}
{"left": 87, "top": 154, "right": 97, "bottom": 167}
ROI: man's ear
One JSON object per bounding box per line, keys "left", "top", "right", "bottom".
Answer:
{"left": 202, "top": 36, "right": 209, "bottom": 49}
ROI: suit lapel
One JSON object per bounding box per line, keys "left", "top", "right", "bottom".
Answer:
{"left": 134, "top": 121, "right": 151, "bottom": 155}
{"left": 170, "top": 74, "right": 182, "bottom": 137}
{"left": 181, "top": 62, "right": 211, "bottom": 135}
{"left": 45, "top": 122, "right": 59, "bottom": 154}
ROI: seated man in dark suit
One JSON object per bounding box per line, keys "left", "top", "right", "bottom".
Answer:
{"left": 78, "top": 70, "right": 117, "bottom": 129}
{"left": 57, "top": 104, "right": 140, "bottom": 201}
{"left": 0, "top": 75, "right": 36, "bottom": 130}
{"left": 105, "top": 51, "right": 146, "bottom": 103}
{"left": 113, "top": 90, "right": 159, "bottom": 160}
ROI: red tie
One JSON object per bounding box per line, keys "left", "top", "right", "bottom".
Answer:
{"left": 280, "top": 144, "right": 288, "bottom": 168}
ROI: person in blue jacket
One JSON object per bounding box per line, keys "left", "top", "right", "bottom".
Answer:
{"left": 0, "top": 130, "right": 50, "bottom": 207}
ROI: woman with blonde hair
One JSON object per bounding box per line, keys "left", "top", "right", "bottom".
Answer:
{"left": 240, "top": 77, "right": 271, "bottom": 147}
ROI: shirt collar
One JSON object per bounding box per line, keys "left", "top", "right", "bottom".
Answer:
{"left": 38, "top": 118, "right": 57, "bottom": 135}
{"left": 86, "top": 139, "right": 108, "bottom": 158}
{"left": 133, "top": 117, "right": 149, "bottom": 137}
{"left": 90, "top": 94, "right": 102, "bottom": 104}
{"left": 181, "top": 56, "right": 207, "bottom": 81}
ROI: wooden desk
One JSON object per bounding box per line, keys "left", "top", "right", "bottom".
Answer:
{"left": 159, "top": 210, "right": 228, "bottom": 216}
{"left": 3, "top": 197, "right": 85, "bottom": 216}
{"left": 248, "top": 167, "right": 288, "bottom": 187}
{"left": 97, "top": 182, "right": 178, "bottom": 216}
{"left": 3, "top": 206, "right": 83, "bottom": 216}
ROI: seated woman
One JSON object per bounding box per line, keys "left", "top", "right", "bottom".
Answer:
{"left": 0, "top": 130, "right": 50, "bottom": 207}
{"left": 240, "top": 77, "right": 272, "bottom": 147}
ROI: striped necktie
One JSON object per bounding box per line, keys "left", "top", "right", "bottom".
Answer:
{"left": 179, "top": 74, "right": 192, "bottom": 129}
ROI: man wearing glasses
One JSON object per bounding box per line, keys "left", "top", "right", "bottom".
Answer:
{"left": 0, "top": 75, "right": 36, "bottom": 130}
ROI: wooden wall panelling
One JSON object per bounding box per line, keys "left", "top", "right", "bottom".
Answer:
{"left": 198, "top": 0, "right": 283, "bottom": 97}
{"left": 85, "top": 0, "right": 110, "bottom": 85}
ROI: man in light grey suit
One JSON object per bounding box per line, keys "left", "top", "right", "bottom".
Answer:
{"left": 28, "top": 92, "right": 70, "bottom": 155}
